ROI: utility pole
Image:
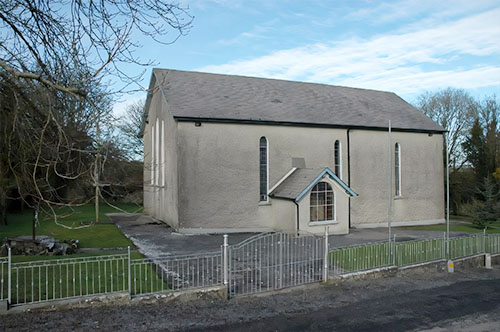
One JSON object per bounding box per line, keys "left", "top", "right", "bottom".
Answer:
{"left": 388, "top": 120, "right": 393, "bottom": 242}
{"left": 94, "top": 110, "right": 101, "bottom": 223}
{"left": 445, "top": 132, "right": 450, "bottom": 258}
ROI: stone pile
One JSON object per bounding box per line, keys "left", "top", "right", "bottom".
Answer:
{"left": 0, "top": 236, "right": 79, "bottom": 256}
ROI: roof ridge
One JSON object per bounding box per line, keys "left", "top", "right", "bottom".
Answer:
{"left": 153, "top": 68, "right": 397, "bottom": 95}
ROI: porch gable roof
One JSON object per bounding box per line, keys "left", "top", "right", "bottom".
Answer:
{"left": 269, "top": 167, "right": 358, "bottom": 202}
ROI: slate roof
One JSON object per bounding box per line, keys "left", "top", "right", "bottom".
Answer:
{"left": 150, "top": 68, "right": 444, "bottom": 133}
{"left": 269, "top": 168, "right": 357, "bottom": 202}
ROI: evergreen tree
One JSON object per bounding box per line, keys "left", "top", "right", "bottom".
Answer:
{"left": 462, "top": 118, "right": 488, "bottom": 181}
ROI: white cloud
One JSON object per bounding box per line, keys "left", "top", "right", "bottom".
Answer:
{"left": 345, "top": 0, "right": 498, "bottom": 25}
{"left": 197, "top": 8, "right": 500, "bottom": 95}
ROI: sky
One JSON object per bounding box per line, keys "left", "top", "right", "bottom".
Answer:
{"left": 114, "top": 0, "right": 500, "bottom": 113}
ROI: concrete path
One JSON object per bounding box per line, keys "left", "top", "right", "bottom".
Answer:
{"left": 108, "top": 213, "right": 471, "bottom": 257}
{"left": 108, "top": 213, "right": 254, "bottom": 257}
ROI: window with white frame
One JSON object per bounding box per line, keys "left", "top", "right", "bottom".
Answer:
{"left": 310, "top": 182, "right": 335, "bottom": 222}
{"left": 395, "top": 142, "right": 401, "bottom": 196}
{"left": 334, "top": 140, "right": 341, "bottom": 178}
{"left": 259, "top": 136, "right": 268, "bottom": 201}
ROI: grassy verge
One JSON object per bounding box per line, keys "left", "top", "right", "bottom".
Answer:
{"left": 396, "top": 223, "right": 500, "bottom": 234}
{"left": 0, "top": 203, "right": 142, "bottom": 248}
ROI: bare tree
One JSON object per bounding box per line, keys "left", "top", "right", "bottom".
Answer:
{"left": 415, "top": 88, "right": 478, "bottom": 170}
{"left": 118, "top": 100, "right": 145, "bottom": 160}
{"left": 0, "top": 0, "right": 192, "bottom": 96}
{"left": 0, "top": 1, "right": 192, "bottom": 227}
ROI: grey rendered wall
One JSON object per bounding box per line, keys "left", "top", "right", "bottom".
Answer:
{"left": 176, "top": 122, "right": 348, "bottom": 231}
{"left": 143, "top": 85, "right": 179, "bottom": 228}
{"left": 349, "top": 130, "right": 445, "bottom": 227}
{"left": 271, "top": 199, "right": 296, "bottom": 232}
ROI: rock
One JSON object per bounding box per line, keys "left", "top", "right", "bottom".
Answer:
{"left": 51, "top": 242, "right": 69, "bottom": 255}
{"left": 1, "top": 236, "right": 79, "bottom": 256}
{"left": 39, "top": 236, "right": 56, "bottom": 250}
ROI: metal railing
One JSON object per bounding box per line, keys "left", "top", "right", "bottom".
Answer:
{"left": 3, "top": 248, "right": 224, "bottom": 306}
{"left": 329, "top": 240, "right": 393, "bottom": 274}
{"left": 448, "top": 234, "right": 483, "bottom": 259}
{"left": 328, "top": 232, "right": 497, "bottom": 275}
{"left": 130, "top": 252, "right": 222, "bottom": 296}
{"left": 395, "top": 236, "right": 445, "bottom": 266}
{"left": 228, "top": 232, "right": 324, "bottom": 297}
{"left": 9, "top": 253, "right": 129, "bottom": 305}
{"left": 2, "top": 231, "right": 500, "bottom": 307}
{"left": 1, "top": 257, "right": 7, "bottom": 301}
{"left": 486, "top": 234, "right": 500, "bottom": 254}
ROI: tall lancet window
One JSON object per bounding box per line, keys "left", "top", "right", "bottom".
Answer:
{"left": 334, "top": 140, "right": 341, "bottom": 178}
{"left": 259, "top": 137, "right": 268, "bottom": 201}
{"left": 395, "top": 143, "right": 401, "bottom": 196}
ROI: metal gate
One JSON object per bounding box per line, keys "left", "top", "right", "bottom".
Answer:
{"left": 227, "top": 232, "right": 325, "bottom": 297}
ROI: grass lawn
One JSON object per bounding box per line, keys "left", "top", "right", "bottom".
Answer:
{"left": 397, "top": 223, "right": 500, "bottom": 234}
{"left": 0, "top": 203, "right": 142, "bottom": 249}
{"left": 1, "top": 251, "right": 166, "bottom": 304}
{"left": 9, "top": 251, "right": 143, "bottom": 263}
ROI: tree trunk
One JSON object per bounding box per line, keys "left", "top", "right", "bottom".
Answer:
{"left": 32, "top": 205, "right": 38, "bottom": 241}
{"left": 0, "top": 205, "right": 6, "bottom": 226}
{"left": 32, "top": 209, "right": 36, "bottom": 240}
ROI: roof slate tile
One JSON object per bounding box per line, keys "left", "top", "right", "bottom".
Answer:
{"left": 152, "top": 69, "right": 444, "bottom": 132}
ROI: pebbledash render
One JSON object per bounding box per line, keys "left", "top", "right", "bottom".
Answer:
{"left": 140, "top": 69, "right": 445, "bottom": 235}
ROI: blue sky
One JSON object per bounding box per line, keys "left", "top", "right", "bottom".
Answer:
{"left": 115, "top": 0, "right": 500, "bottom": 112}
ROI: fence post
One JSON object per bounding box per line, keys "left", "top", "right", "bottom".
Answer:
{"left": 442, "top": 232, "right": 446, "bottom": 259}
{"left": 446, "top": 230, "right": 450, "bottom": 260}
{"left": 223, "top": 234, "right": 228, "bottom": 285}
{"left": 392, "top": 234, "right": 396, "bottom": 266}
{"left": 323, "top": 226, "right": 329, "bottom": 282}
{"left": 127, "top": 246, "right": 131, "bottom": 299}
{"left": 279, "top": 233, "right": 283, "bottom": 289}
{"left": 7, "top": 247, "right": 11, "bottom": 308}
{"left": 483, "top": 228, "right": 486, "bottom": 253}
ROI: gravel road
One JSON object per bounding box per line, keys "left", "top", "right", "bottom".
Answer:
{"left": 2, "top": 266, "right": 500, "bottom": 331}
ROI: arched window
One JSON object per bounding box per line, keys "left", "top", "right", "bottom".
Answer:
{"left": 395, "top": 143, "right": 401, "bottom": 196}
{"left": 334, "top": 140, "right": 341, "bottom": 178}
{"left": 259, "top": 137, "right": 268, "bottom": 201}
{"left": 310, "top": 182, "right": 334, "bottom": 222}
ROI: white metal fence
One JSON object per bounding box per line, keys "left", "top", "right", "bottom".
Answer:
{"left": 1, "top": 248, "right": 223, "bottom": 307}
{"left": 8, "top": 253, "right": 129, "bottom": 305}
{"left": 130, "top": 252, "right": 222, "bottom": 296}
{"left": 2, "top": 232, "right": 500, "bottom": 308}
{"left": 1, "top": 257, "right": 7, "bottom": 301}
{"left": 227, "top": 232, "right": 324, "bottom": 297}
